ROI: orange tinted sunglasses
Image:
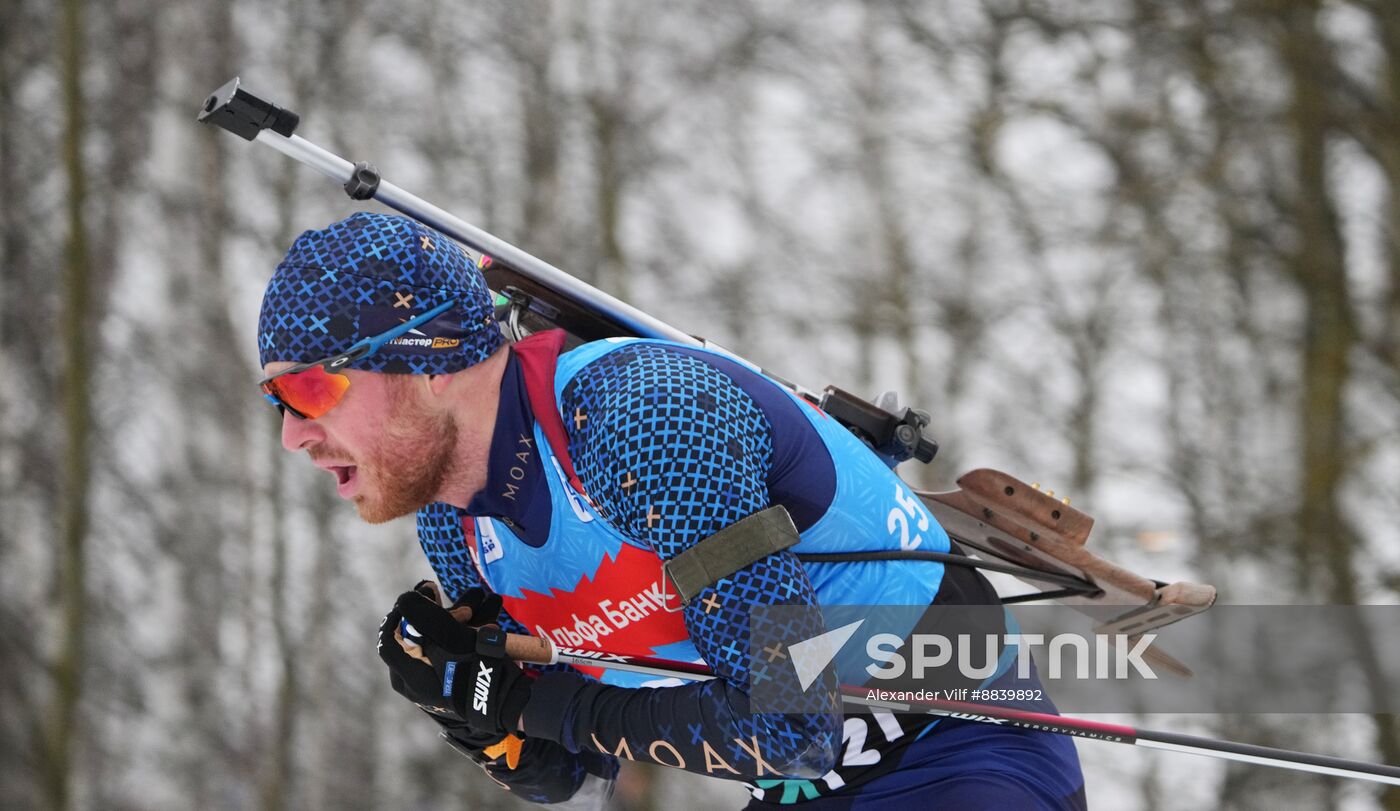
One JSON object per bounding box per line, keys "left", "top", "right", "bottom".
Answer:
{"left": 259, "top": 299, "right": 456, "bottom": 419}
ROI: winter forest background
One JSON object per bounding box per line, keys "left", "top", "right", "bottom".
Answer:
{"left": 4, "top": 0, "right": 1400, "bottom": 809}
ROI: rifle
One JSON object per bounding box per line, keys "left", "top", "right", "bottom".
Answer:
{"left": 199, "top": 77, "right": 1212, "bottom": 673}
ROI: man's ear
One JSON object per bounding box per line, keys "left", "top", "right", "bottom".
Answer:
{"left": 424, "top": 372, "right": 454, "bottom": 398}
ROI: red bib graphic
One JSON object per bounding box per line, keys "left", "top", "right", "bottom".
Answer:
{"left": 497, "top": 541, "right": 689, "bottom": 680}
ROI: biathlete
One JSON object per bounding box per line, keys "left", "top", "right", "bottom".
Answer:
{"left": 255, "top": 212, "right": 1087, "bottom": 809}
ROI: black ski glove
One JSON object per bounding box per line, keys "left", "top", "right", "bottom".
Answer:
{"left": 450, "top": 586, "right": 504, "bottom": 629}
{"left": 377, "top": 585, "right": 532, "bottom": 736}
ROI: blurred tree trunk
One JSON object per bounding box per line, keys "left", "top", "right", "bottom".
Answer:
{"left": 843, "top": 7, "right": 903, "bottom": 403}
{"left": 43, "top": 0, "right": 93, "bottom": 807}
{"left": 1343, "top": 0, "right": 1400, "bottom": 453}
{"left": 0, "top": 1, "right": 45, "bottom": 806}
{"left": 1372, "top": 5, "right": 1400, "bottom": 379}
{"left": 587, "top": 86, "right": 630, "bottom": 303}
{"left": 0, "top": 10, "right": 30, "bottom": 804}
{"left": 259, "top": 439, "right": 298, "bottom": 811}
{"left": 510, "top": 0, "right": 566, "bottom": 268}
{"left": 259, "top": 101, "right": 301, "bottom": 811}
{"left": 575, "top": 6, "right": 642, "bottom": 305}
{"left": 1278, "top": 0, "right": 1356, "bottom": 595}
{"left": 853, "top": 7, "right": 925, "bottom": 475}
{"left": 1276, "top": 2, "right": 1400, "bottom": 807}
{"left": 0, "top": 0, "right": 16, "bottom": 557}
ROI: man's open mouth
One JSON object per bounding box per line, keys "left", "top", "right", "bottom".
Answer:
{"left": 330, "top": 465, "right": 359, "bottom": 498}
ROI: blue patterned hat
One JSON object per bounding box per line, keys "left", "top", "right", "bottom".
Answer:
{"left": 257, "top": 212, "right": 503, "bottom": 374}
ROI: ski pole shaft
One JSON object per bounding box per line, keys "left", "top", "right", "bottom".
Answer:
{"left": 483, "top": 627, "right": 1400, "bottom": 787}
{"left": 841, "top": 688, "right": 1400, "bottom": 787}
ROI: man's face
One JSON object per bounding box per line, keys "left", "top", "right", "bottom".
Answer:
{"left": 266, "top": 365, "right": 458, "bottom": 524}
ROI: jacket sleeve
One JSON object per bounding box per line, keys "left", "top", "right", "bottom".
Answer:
{"left": 518, "top": 344, "right": 841, "bottom": 781}
{"left": 415, "top": 503, "right": 619, "bottom": 804}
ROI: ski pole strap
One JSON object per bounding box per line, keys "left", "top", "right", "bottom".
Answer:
{"left": 663, "top": 506, "right": 801, "bottom": 605}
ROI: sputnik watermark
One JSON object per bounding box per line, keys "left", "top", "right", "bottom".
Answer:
{"left": 864, "top": 633, "right": 1160, "bottom": 681}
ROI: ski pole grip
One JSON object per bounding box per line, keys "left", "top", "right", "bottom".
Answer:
{"left": 504, "top": 632, "right": 556, "bottom": 665}
{"left": 445, "top": 603, "right": 557, "bottom": 666}
{"left": 400, "top": 581, "right": 557, "bottom": 665}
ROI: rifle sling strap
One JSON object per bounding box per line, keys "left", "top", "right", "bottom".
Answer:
{"left": 663, "top": 506, "right": 800, "bottom": 605}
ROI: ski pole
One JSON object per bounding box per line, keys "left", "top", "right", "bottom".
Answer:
{"left": 411, "top": 620, "right": 1400, "bottom": 788}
